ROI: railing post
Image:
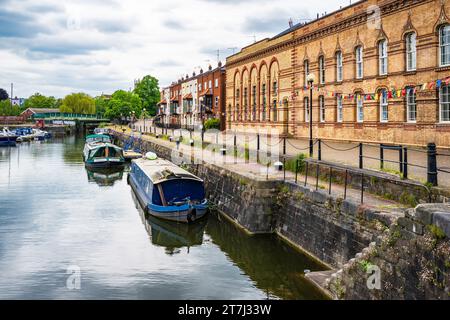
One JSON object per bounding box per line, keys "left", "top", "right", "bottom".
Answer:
{"left": 359, "top": 143, "right": 363, "bottom": 169}
{"left": 380, "top": 145, "right": 384, "bottom": 170}
{"left": 283, "top": 137, "right": 286, "bottom": 156}
{"left": 427, "top": 142, "right": 438, "bottom": 186}
{"left": 318, "top": 139, "right": 322, "bottom": 161}
{"left": 403, "top": 147, "right": 408, "bottom": 179}
{"left": 257, "top": 134, "right": 260, "bottom": 151}
{"left": 399, "top": 145, "right": 403, "bottom": 174}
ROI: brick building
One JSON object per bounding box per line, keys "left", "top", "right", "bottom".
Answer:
{"left": 225, "top": 0, "right": 450, "bottom": 147}
{"left": 157, "top": 62, "right": 226, "bottom": 130}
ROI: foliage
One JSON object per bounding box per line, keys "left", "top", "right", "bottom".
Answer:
{"left": 95, "top": 96, "right": 108, "bottom": 116}
{"left": 0, "top": 88, "right": 8, "bottom": 101}
{"left": 23, "top": 93, "right": 57, "bottom": 109}
{"left": 104, "top": 90, "right": 142, "bottom": 120}
{"left": 427, "top": 225, "right": 446, "bottom": 240}
{"left": 133, "top": 75, "right": 160, "bottom": 116}
{"left": 204, "top": 118, "right": 220, "bottom": 130}
{"left": 285, "top": 153, "right": 307, "bottom": 173}
{"left": 60, "top": 93, "right": 95, "bottom": 114}
{"left": 0, "top": 99, "right": 20, "bottom": 116}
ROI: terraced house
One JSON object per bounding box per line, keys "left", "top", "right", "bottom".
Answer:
{"left": 157, "top": 62, "right": 226, "bottom": 130}
{"left": 225, "top": 0, "right": 450, "bottom": 147}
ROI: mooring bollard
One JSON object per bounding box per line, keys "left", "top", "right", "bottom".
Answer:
{"left": 427, "top": 142, "right": 438, "bottom": 186}
{"left": 220, "top": 148, "right": 226, "bottom": 156}
{"left": 190, "top": 139, "right": 194, "bottom": 147}
{"left": 274, "top": 161, "right": 283, "bottom": 172}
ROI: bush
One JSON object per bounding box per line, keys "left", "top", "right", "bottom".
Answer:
{"left": 204, "top": 118, "right": 220, "bottom": 130}
{"left": 285, "top": 153, "right": 307, "bottom": 173}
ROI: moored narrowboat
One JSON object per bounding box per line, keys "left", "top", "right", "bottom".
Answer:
{"left": 0, "top": 128, "right": 17, "bottom": 147}
{"left": 83, "top": 134, "right": 125, "bottom": 168}
{"left": 128, "top": 157, "right": 208, "bottom": 223}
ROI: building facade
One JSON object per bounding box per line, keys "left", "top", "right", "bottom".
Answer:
{"left": 225, "top": 0, "right": 450, "bottom": 147}
{"left": 157, "top": 62, "right": 226, "bottom": 130}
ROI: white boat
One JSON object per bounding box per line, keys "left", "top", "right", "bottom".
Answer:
{"left": 0, "top": 128, "right": 18, "bottom": 147}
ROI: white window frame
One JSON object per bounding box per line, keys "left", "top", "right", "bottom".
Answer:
{"left": 319, "top": 96, "right": 325, "bottom": 122}
{"left": 356, "top": 94, "right": 364, "bottom": 122}
{"left": 337, "top": 95, "right": 343, "bottom": 123}
{"left": 406, "top": 87, "right": 417, "bottom": 123}
{"left": 215, "top": 78, "right": 219, "bottom": 88}
{"left": 209, "top": 80, "right": 212, "bottom": 89}
{"left": 356, "top": 46, "right": 363, "bottom": 79}
{"left": 406, "top": 33, "right": 417, "bottom": 72}
{"left": 319, "top": 56, "right": 325, "bottom": 85}
{"left": 379, "top": 40, "right": 388, "bottom": 75}
{"left": 440, "top": 84, "right": 450, "bottom": 123}
{"left": 304, "top": 97, "right": 310, "bottom": 122}
{"left": 380, "top": 90, "right": 389, "bottom": 122}
{"left": 440, "top": 25, "right": 450, "bottom": 67}
{"left": 336, "top": 51, "right": 343, "bottom": 82}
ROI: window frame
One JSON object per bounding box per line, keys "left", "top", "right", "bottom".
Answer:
{"left": 304, "top": 60, "right": 309, "bottom": 86}
{"left": 304, "top": 97, "right": 310, "bottom": 122}
{"left": 336, "top": 51, "right": 343, "bottom": 82}
{"left": 336, "top": 94, "right": 343, "bottom": 123}
{"left": 355, "top": 46, "right": 363, "bottom": 79}
{"left": 379, "top": 89, "right": 389, "bottom": 123}
{"left": 319, "top": 95, "right": 325, "bottom": 122}
{"left": 440, "top": 84, "right": 450, "bottom": 123}
{"left": 378, "top": 39, "right": 388, "bottom": 76}
{"left": 319, "top": 56, "right": 325, "bottom": 85}
{"left": 406, "top": 87, "right": 417, "bottom": 123}
{"left": 356, "top": 93, "right": 364, "bottom": 123}
{"left": 440, "top": 25, "right": 450, "bottom": 67}
{"left": 405, "top": 32, "right": 417, "bottom": 72}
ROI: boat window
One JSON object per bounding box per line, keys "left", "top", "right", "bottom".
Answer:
{"left": 153, "top": 179, "right": 205, "bottom": 206}
{"left": 93, "top": 148, "right": 106, "bottom": 158}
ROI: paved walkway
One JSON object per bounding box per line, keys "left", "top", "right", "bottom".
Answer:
{"left": 112, "top": 125, "right": 406, "bottom": 214}
{"left": 131, "top": 122, "right": 450, "bottom": 188}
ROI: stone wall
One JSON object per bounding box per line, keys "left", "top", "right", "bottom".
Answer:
{"left": 327, "top": 204, "right": 450, "bottom": 300}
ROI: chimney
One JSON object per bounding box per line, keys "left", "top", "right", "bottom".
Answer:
{"left": 208, "top": 65, "right": 212, "bottom": 71}
{"left": 186, "top": 74, "right": 189, "bottom": 79}
{"left": 218, "top": 61, "right": 222, "bottom": 67}
{"left": 193, "top": 71, "right": 196, "bottom": 76}
{"left": 200, "top": 68, "right": 203, "bottom": 74}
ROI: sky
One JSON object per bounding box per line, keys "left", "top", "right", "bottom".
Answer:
{"left": 0, "top": 0, "right": 349, "bottom": 98}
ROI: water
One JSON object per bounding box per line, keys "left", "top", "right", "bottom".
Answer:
{"left": 0, "top": 136, "right": 328, "bottom": 300}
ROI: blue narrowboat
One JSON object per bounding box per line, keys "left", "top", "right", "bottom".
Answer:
{"left": 128, "top": 157, "right": 208, "bottom": 223}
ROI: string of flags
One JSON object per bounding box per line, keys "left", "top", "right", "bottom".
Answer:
{"left": 292, "top": 76, "right": 450, "bottom": 102}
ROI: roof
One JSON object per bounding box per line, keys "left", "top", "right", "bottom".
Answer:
{"left": 183, "top": 93, "right": 193, "bottom": 99}
{"left": 199, "top": 88, "right": 212, "bottom": 97}
{"left": 133, "top": 158, "right": 203, "bottom": 185}
{"left": 85, "top": 142, "right": 121, "bottom": 150}
{"left": 22, "top": 108, "right": 60, "bottom": 115}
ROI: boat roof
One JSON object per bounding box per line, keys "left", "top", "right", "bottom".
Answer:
{"left": 132, "top": 158, "right": 203, "bottom": 185}
{"left": 86, "top": 134, "right": 111, "bottom": 140}
{"left": 86, "top": 142, "right": 121, "bottom": 150}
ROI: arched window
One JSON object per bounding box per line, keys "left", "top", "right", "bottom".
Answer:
{"left": 406, "top": 87, "right": 417, "bottom": 122}
{"left": 336, "top": 94, "right": 343, "bottom": 123}
{"left": 355, "top": 46, "right": 363, "bottom": 79}
{"left": 243, "top": 87, "right": 248, "bottom": 121}
{"left": 378, "top": 40, "right": 388, "bottom": 75}
{"left": 272, "top": 99, "right": 278, "bottom": 122}
{"left": 336, "top": 51, "right": 343, "bottom": 82}
{"left": 356, "top": 93, "right": 364, "bottom": 122}
{"left": 319, "top": 96, "right": 325, "bottom": 122}
{"left": 252, "top": 85, "right": 257, "bottom": 121}
{"left": 304, "top": 97, "right": 310, "bottom": 122}
{"left": 440, "top": 25, "right": 450, "bottom": 67}
{"left": 379, "top": 89, "right": 389, "bottom": 122}
{"left": 405, "top": 33, "right": 416, "bottom": 71}
{"left": 304, "top": 60, "right": 309, "bottom": 86}
{"left": 319, "top": 56, "right": 325, "bottom": 84}
{"left": 440, "top": 83, "right": 450, "bottom": 122}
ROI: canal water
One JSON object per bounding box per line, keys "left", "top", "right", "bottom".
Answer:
{"left": 0, "top": 135, "right": 328, "bottom": 300}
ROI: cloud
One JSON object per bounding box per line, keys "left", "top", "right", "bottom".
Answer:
{"left": 0, "top": 10, "right": 51, "bottom": 38}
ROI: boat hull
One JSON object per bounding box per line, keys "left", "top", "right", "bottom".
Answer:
{"left": 0, "top": 137, "right": 17, "bottom": 147}
{"left": 85, "top": 159, "right": 125, "bottom": 169}
{"left": 128, "top": 173, "right": 208, "bottom": 223}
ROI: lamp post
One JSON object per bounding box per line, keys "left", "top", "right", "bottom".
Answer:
{"left": 306, "top": 73, "right": 316, "bottom": 158}
{"left": 142, "top": 108, "right": 146, "bottom": 133}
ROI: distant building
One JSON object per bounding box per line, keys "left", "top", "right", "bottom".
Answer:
{"left": 21, "top": 108, "right": 60, "bottom": 120}
{"left": 11, "top": 97, "right": 25, "bottom": 107}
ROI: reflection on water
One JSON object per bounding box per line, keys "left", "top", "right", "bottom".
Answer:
{"left": 87, "top": 168, "right": 124, "bottom": 187}
{"left": 0, "top": 135, "right": 328, "bottom": 300}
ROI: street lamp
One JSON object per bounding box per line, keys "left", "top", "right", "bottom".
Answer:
{"left": 306, "top": 73, "right": 316, "bottom": 158}
{"left": 142, "top": 108, "right": 146, "bottom": 133}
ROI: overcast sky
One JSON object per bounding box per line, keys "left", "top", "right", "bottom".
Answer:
{"left": 0, "top": 0, "right": 348, "bottom": 98}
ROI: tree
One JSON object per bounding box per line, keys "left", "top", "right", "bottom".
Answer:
{"left": 23, "top": 93, "right": 57, "bottom": 109}
{"left": 0, "top": 100, "right": 20, "bottom": 116}
{"left": 133, "top": 75, "right": 160, "bottom": 116}
{"left": 0, "top": 88, "right": 8, "bottom": 101}
{"left": 60, "top": 93, "right": 95, "bottom": 114}
{"left": 104, "top": 90, "right": 142, "bottom": 120}
{"left": 95, "top": 96, "right": 108, "bottom": 117}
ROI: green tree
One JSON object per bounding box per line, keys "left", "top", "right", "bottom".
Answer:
{"left": 23, "top": 93, "right": 57, "bottom": 109}
{"left": 0, "top": 88, "right": 8, "bottom": 101}
{"left": 60, "top": 93, "right": 95, "bottom": 114}
{"left": 95, "top": 96, "right": 108, "bottom": 117}
{"left": 133, "top": 75, "right": 160, "bottom": 116}
{"left": 104, "top": 90, "right": 142, "bottom": 120}
{"left": 0, "top": 100, "right": 20, "bottom": 116}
